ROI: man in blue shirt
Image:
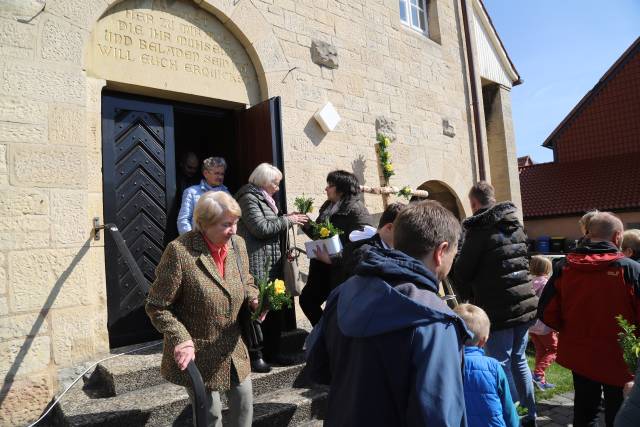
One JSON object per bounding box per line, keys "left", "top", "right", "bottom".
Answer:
{"left": 307, "top": 200, "right": 471, "bottom": 427}
{"left": 177, "top": 157, "right": 230, "bottom": 235}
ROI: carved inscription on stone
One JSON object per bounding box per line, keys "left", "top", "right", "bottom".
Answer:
{"left": 88, "top": 0, "right": 260, "bottom": 104}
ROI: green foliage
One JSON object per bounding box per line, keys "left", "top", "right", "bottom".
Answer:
{"left": 616, "top": 315, "right": 640, "bottom": 373}
{"left": 308, "top": 219, "right": 343, "bottom": 240}
{"left": 398, "top": 186, "right": 413, "bottom": 200}
{"left": 376, "top": 133, "right": 394, "bottom": 183}
{"left": 293, "top": 195, "right": 314, "bottom": 214}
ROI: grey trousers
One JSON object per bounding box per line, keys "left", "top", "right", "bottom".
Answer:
{"left": 187, "top": 378, "right": 253, "bottom": 427}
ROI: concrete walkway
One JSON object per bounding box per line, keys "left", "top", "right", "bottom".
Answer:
{"left": 537, "top": 392, "right": 575, "bottom": 426}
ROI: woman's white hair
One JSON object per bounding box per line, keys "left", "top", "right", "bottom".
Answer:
{"left": 193, "top": 191, "right": 241, "bottom": 231}
{"left": 248, "top": 163, "right": 283, "bottom": 189}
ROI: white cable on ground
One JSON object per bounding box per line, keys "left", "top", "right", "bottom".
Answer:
{"left": 27, "top": 341, "right": 163, "bottom": 427}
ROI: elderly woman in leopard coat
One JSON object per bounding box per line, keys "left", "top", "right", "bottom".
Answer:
{"left": 235, "top": 163, "right": 307, "bottom": 372}
{"left": 146, "top": 191, "right": 258, "bottom": 427}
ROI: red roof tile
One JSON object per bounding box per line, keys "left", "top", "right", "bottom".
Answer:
{"left": 519, "top": 153, "right": 640, "bottom": 218}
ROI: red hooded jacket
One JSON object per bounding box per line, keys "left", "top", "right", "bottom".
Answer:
{"left": 538, "top": 241, "right": 640, "bottom": 387}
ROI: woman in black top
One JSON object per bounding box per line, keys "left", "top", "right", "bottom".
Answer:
{"left": 300, "top": 170, "right": 371, "bottom": 325}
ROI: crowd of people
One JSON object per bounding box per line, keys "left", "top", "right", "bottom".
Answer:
{"left": 144, "top": 155, "right": 640, "bottom": 427}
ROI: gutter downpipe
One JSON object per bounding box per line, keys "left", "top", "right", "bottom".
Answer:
{"left": 460, "top": 0, "right": 486, "bottom": 181}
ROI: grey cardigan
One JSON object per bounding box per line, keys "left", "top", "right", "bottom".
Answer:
{"left": 235, "top": 184, "right": 288, "bottom": 281}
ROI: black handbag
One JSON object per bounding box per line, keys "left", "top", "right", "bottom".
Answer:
{"left": 231, "top": 237, "right": 263, "bottom": 350}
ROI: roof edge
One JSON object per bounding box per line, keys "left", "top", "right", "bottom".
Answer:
{"left": 542, "top": 36, "right": 640, "bottom": 148}
{"left": 474, "top": 0, "right": 522, "bottom": 85}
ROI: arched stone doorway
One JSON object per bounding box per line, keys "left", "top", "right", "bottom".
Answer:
{"left": 84, "top": 0, "right": 288, "bottom": 347}
{"left": 417, "top": 180, "right": 465, "bottom": 220}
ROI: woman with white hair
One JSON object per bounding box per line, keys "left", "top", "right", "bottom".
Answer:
{"left": 235, "top": 163, "right": 308, "bottom": 372}
{"left": 146, "top": 191, "right": 258, "bottom": 427}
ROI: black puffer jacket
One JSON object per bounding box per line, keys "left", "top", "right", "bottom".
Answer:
{"left": 453, "top": 202, "right": 537, "bottom": 330}
{"left": 304, "top": 196, "right": 371, "bottom": 248}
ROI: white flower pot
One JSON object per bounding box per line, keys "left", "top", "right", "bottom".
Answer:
{"left": 305, "top": 234, "right": 342, "bottom": 259}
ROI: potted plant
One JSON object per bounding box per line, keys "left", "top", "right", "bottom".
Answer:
{"left": 304, "top": 219, "right": 343, "bottom": 259}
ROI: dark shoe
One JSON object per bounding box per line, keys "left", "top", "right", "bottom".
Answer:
{"left": 251, "top": 357, "right": 271, "bottom": 373}
{"left": 266, "top": 354, "right": 298, "bottom": 366}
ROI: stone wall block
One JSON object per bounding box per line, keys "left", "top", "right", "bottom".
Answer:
{"left": 0, "top": 336, "right": 51, "bottom": 379}
{"left": 0, "top": 62, "right": 85, "bottom": 104}
{"left": 0, "top": 312, "right": 48, "bottom": 342}
{"left": 0, "top": 265, "right": 6, "bottom": 294}
{"left": 9, "top": 249, "right": 93, "bottom": 312}
{"left": 253, "top": 35, "right": 289, "bottom": 75}
{"left": 46, "top": 0, "right": 110, "bottom": 29}
{"left": 0, "top": 122, "right": 47, "bottom": 144}
{"left": 51, "top": 190, "right": 88, "bottom": 245}
{"left": 10, "top": 144, "right": 87, "bottom": 188}
{"left": 0, "top": 97, "right": 47, "bottom": 124}
{"left": 0, "top": 372, "right": 53, "bottom": 426}
{"left": 51, "top": 307, "right": 96, "bottom": 366}
{"left": 0, "top": 188, "right": 48, "bottom": 216}
{"left": 49, "top": 105, "right": 86, "bottom": 146}
{"left": 0, "top": 143, "right": 6, "bottom": 173}
{"left": 228, "top": 0, "right": 272, "bottom": 46}
{"left": 41, "top": 17, "right": 85, "bottom": 64}
{"left": 0, "top": 17, "right": 37, "bottom": 59}
{"left": 198, "top": 0, "right": 239, "bottom": 23}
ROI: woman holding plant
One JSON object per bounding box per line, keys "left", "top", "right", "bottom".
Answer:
{"left": 146, "top": 191, "right": 258, "bottom": 427}
{"left": 300, "top": 170, "right": 371, "bottom": 325}
{"left": 235, "top": 163, "right": 308, "bottom": 373}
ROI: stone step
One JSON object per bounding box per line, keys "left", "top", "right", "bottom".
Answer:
{"left": 90, "top": 328, "right": 309, "bottom": 396}
{"left": 53, "top": 380, "right": 327, "bottom": 426}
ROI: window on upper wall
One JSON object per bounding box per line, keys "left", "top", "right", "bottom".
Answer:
{"left": 399, "top": 0, "right": 428, "bottom": 34}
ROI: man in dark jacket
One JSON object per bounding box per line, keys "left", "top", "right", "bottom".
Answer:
{"left": 453, "top": 181, "right": 538, "bottom": 426}
{"left": 539, "top": 212, "right": 640, "bottom": 427}
{"left": 306, "top": 201, "right": 471, "bottom": 427}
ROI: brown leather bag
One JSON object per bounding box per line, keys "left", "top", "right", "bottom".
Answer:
{"left": 283, "top": 224, "right": 305, "bottom": 296}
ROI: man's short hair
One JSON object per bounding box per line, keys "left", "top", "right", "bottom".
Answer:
{"left": 468, "top": 181, "right": 496, "bottom": 208}
{"left": 588, "top": 212, "right": 623, "bottom": 241}
{"left": 202, "top": 157, "right": 227, "bottom": 173}
{"left": 622, "top": 229, "right": 640, "bottom": 256}
{"left": 378, "top": 203, "right": 405, "bottom": 229}
{"left": 393, "top": 200, "right": 461, "bottom": 260}
{"left": 454, "top": 303, "right": 490, "bottom": 346}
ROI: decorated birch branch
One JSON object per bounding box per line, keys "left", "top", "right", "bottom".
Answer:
{"left": 360, "top": 185, "right": 429, "bottom": 199}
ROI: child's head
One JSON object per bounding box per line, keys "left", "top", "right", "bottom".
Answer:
{"left": 454, "top": 303, "right": 490, "bottom": 347}
{"left": 529, "top": 255, "right": 552, "bottom": 277}
{"left": 622, "top": 229, "right": 640, "bottom": 260}
{"left": 578, "top": 209, "right": 599, "bottom": 237}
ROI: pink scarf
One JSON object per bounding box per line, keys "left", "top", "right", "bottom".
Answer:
{"left": 261, "top": 189, "right": 279, "bottom": 214}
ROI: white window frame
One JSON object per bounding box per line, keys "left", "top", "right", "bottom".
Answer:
{"left": 399, "top": 0, "right": 429, "bottom": 35}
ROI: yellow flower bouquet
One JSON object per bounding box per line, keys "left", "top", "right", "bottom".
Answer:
{"left": 252, "top": 277, "right": 292, "bottom": 321}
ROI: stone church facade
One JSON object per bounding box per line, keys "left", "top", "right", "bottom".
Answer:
{"left": 0, "top": 0, "right": 522, "bottom": 424}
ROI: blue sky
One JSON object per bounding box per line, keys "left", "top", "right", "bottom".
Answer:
{"left": 482, "top": 0, "right": 640, "bottom": 163}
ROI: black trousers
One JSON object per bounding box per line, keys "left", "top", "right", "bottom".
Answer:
{"left": 299, "top": 260, "right": 332, "bottom": 326}
{"left": 572, "top": 371, "right": 623, "bottom": 427}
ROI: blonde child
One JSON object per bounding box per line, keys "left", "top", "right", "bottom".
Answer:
{"left": 528, "top": 255, "right": 557, "bottom": 390}
{"left": 454, "top": 304, "right": 519, "bottom": 427}
{"left": 621, "top": 229, "right": 640, "bottom": 262}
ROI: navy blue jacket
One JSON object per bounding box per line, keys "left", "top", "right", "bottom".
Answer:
{"left": 463, "top": 347, "right": 519, "bottom": 427}
{"left": 306, "top": 247, "right": 471, "bottom": 427}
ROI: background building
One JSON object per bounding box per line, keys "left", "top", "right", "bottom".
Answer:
{"left": 0, "top": 0, "right": 522, "bottom": 423}
{"left": 520, "top": 36, "right": 640, "bottom": 242}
